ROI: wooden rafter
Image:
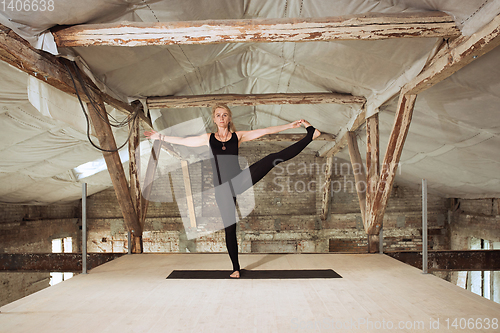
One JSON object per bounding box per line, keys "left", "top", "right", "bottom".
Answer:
{"left": 0, "top": 24, "right": 151, "bottom": 127}
{"left": 147, "top": 93, "right": 365, "bottom": 109}
{"left": 365, "top": 12, "right": 500, "bottom": 235}
{"left": 319, "top": 110, "right": 365, "bottom": 220}
{"left": 320, "top": 156, "right": 334, "bottom": 221}
{"left": 403, "top": 12, "right": 500, "bottom": 95}
{"left": 52, "top": 12, "right": 460, "bottom": 48}
{"left": 129, "top": 118, "right": 143, "bottom": 229}
{"left": 318, "top": 109, "right": 366, "bottom": 158}
{"left": 86, "top": 99, "right": 142, "bottom": 241}
{"left": 347, "top": 132, "right": 367, "bottom": 224}
{"left": 366, "top": 94, "right": 416, "bottom": 234}
{"left": 1, "top": 23, "right": 153, "bottom": 252}
{"left": 365, "top": 114, "right": 380, "bottom": 252}
{"left": 365, "top": 114, "right": 380, "bottom": 231}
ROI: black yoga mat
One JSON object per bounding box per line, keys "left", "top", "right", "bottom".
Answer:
{"left": 167, "top": 269, "right": 342, "bottom": 279}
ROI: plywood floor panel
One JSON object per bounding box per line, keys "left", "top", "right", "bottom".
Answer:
{"left": 1, "top": 253, "right": 499, "bottom": 332}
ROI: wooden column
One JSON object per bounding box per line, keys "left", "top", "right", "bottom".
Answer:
{"left": 365, "top": 114, "right": 380, "bottom": 252}
{"left": 321, "top": 156, "right": 334, "bottom": 220}
{"left": 361, "top": 13, "right": 500, "bottom": 250}
{"left": 366, "top": 95, "right": 416, "bottom": 236}
{"left": 86, "top": 99, "right": 142, "bottom": 244}
{"left": 347, "top": 132, "right": 367, "bottom": 225}
{"left": 128, "top": 118, "right": 143, "bottom": 253}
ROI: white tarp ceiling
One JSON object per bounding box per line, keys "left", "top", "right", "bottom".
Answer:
{"left": 0, "top": 0, "right": 499, "bottom": 204}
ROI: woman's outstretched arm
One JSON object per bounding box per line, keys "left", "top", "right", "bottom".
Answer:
{"left": 238, "top": 120, "right": 304, "bottom": 143}
{"left": 144, "top": 130, "right": 210, "bottom": 147}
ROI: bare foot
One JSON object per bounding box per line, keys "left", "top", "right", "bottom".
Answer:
{"left": 230, "top": 270, "right": 240, "bottom": 278}
{"left": 301, "top": 120, "right": 321, "bottom": 140}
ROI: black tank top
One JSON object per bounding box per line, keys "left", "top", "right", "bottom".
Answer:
{"left": 209, "top": 132, "right": 241, "bottom": 186}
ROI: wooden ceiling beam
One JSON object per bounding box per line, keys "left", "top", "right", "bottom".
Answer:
{"left": 52, "top": 12, "right": 460, "bottom": 48}
{"left": 147, "top": 92, "right": 365, "bottom": 109}
{"left": 403, "top": 12, "right": 500, "bottom": 95}
{"left": 318, "top": 109, "right": 366, "bottom": 158}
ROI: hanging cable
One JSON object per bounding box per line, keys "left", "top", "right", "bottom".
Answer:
{"left": 64, "top": 61, "right": 141, "bottom": 153}
{"left": 71, "top": 62, "right": 135, "bottom": 128}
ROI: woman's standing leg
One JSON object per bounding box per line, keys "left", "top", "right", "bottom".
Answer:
{"left": 224, "top": 222, "right": 240, "bottom": 272}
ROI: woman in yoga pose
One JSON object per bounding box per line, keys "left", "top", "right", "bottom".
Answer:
{"left": 144, "top": 104, "right": 320, "bottom": 278}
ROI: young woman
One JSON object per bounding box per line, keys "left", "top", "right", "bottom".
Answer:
{"left": 144, "top": 104, "right": 320, "bottom": 278}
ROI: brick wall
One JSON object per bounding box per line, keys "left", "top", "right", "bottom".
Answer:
{"left": 448, "top": 198, "right": 500, "bottom": 286}
{"left": 0, "top": 202, "right": 80, "bottom": 307}
{"left": 451, "top": 198, "right": 500, "bottom": 250}
{"left": 0, "top": 272, "right": 50, "bottom": 307}
{"left": 84, "top": 144, "right": 450, "bottom": 255}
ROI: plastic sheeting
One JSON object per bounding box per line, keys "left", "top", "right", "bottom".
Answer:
{"left": 0, "top": 0, "right": 499, "bottom": 203}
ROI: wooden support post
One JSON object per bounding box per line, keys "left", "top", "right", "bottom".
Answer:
{"left": 181, "top": 160, "right": 197, "bottom": 228}
{"left": 141, "top": 140, "right": 162, "bottom": 224}
{"left": 366, "top": 94, "right": 416, "bottom": 236}
{"left": 362, "top": 13, "right": 500, "bottom": 248}
{"left": 129, "top": 118, "right": 142, "bottom": 223}
{"left": 86, "top": 98, "right": 142, "bottom": 251}
{"left": 321, "top": 156, "right": 334, "bottom": 220}
{"left": 365, "top": 114, "right": 380, "bottom": 252}
{"left": 347, "top": 131, "right": 367, "bottom": 224}
{"left": 128, "top": 118, "right": 144, "bottom": 253}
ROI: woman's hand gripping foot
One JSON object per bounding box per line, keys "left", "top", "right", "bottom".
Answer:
{"left": 299, "top": 120, "right": 321, "bottom": 140}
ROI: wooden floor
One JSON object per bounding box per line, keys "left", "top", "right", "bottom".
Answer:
{"left": 1, "top": 253, "right": 499, "bottom": 332}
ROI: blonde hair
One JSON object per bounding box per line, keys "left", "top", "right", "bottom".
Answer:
{"left": 212, "top": 103, "right": 236, "bottom": 132}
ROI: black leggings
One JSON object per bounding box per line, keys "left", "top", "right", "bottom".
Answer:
{"left": 215, "top": 126, "right": 315, "bottom": 271}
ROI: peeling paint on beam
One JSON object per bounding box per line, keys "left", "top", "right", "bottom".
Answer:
{"left": 366, "top": 94, "right": 416, "bottom": 235}
{"left": 319, "top": 109, "right": 366, "bottom": 158}
{"left": 403, "top": 13, "right": 500, "bottom": 95}
{"left": 147, "top": 93, "right": 365, "bottom": 109}
{"left": 52, "top": 12, "right": 460, "bottom": 47}
{"left": 321, "top": 156, "right": 334, "bottom": 220}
